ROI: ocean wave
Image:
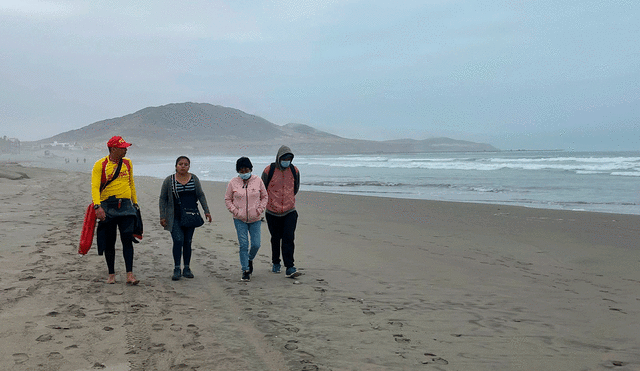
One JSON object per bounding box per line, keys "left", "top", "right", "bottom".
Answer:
{"left": 158, "top": 153, "right": 640, "bottom": 175}
{"left": 611, "top": 171, "right": 640, "bottom": 177}
{"left": 306, "top": 180, "right": 407, "bottom": 187}
{"left": 305, "top": 181, "right": 512, "bottom": 194}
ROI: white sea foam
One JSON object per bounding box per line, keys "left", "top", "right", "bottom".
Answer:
{"left": 134, "top": 151, "right": 640, "bottom": 215}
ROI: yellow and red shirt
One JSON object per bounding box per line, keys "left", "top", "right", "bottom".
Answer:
{"left": 91, "top": 156, "right": 138, "bottom": 205}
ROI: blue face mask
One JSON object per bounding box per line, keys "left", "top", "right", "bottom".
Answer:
{"left": 280, "top": 160, "right": 291, "bottom": 168}
{"left": 239, "top": 172, "right": 251, "bottom": 180}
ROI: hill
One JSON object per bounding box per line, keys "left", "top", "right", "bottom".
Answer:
{"left": 36, "top": 102, "right": 498, "bottom": 154}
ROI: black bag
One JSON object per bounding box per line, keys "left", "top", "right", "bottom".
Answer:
{"left": 172, "top": 174, "right": 204, "bottom": 228}
{"left": 179, "top": 206, "right": 204, "bottom": 228}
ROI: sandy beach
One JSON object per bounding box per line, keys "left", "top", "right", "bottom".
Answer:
{"left": 1, "top": 159, "right": 639, "bottom": 370}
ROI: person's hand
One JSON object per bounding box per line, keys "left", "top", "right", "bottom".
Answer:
{"left": 205, "top": 213, "right": 212, "bottom": 223}
{"left": 160, "top": 218, "right": 167, "bottom": 227}
{"left": 96, "top": 207, "right": 106, "bottom": 221}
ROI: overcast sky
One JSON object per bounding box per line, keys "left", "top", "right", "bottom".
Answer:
{"left": 1, "top": 1, "right": 639, "bottom": 151}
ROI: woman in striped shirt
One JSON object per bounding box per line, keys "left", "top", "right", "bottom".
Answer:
{"left": 159, "top": 156, "right": 212, "bottom": 281}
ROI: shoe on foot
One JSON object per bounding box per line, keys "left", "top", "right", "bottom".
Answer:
{"left": 248, "top": 260, "right": 253, "bottom": 274}
{"left": 182, "top": 267, "right": 194, "bottom": 278}
{"left": 241, "top": 271, "right": 251, "bottom": 282}
{"left": 172, "top": 268, "right": 181, "bottom": 281}
{"left": 285, "top": 267, "right": 301, "bottom": 278}
{"left": 272, "top": 263, "right": 281, "bottom": 274}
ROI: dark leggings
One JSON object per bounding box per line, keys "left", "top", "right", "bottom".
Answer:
{"left": 171, "top": 223, "right": 196, "bottom": 267}
{"left": 97, "top": 215, "right": 135, "bottom": 274}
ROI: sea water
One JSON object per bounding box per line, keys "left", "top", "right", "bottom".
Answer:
{"left": 134, "top": 151, "right": 640, "bottom": 215}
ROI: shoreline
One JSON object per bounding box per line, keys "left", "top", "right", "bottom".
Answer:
{"left": 1, "top": 162, "right": 639, "bottom": 370}
{"left": 3, "top": 149, "right": 640, "bottom": 217}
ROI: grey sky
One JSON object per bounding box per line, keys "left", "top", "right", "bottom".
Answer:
{"left": 1, "top": 0, "right": 638, "bottom": 151}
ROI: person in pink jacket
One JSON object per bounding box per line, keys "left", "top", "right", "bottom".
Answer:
{"left": 225, "top": 157, "right": 268, "bottom": 281}
{"left": 261, "top": 145, "right": 301, "bottom": 278}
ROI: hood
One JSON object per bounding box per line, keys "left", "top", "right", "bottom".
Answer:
{"left": 275, "top": 145, "right": 294, "bottom": 169}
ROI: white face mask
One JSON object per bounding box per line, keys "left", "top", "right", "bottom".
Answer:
{"left": 239, "top": 172, "right": 251, "bottom": 180}
{"left": 280, "top": 160, "right": 291, "bottom": 168}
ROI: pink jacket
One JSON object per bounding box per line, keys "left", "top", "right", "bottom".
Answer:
{"left": 262, "top": 164, "right": 299, "bottom": 215}
{"left": 225, "top": 175, "right": 268, "bottom": 223}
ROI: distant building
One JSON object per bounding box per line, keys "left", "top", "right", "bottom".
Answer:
{"left": 0, "top": 137, "right": 20, "bottom": 154}
{"left": 41, "top": 141, "right": 83, "bottom": 150}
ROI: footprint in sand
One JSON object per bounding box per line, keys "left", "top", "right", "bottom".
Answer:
{"left": 48, "top": 352, "right": 64, "bottom": 360}
{"left": 362, "top": 308, "right": 375, "bottom": 316}
{"left": 36, "top": 334, "right": 53, "bottom": 342}
{"left": 13, "top": 353, "right": 29, "bottom": 364}
{"left": 170, "top": 363, "right": 191, "bottom": 369}
{"left": 149, "top": 343, "right": 166, "bottom": 353}
{"left": 186, "top": 324, "right": 199, "bottom": 335}
{"left": 257, "top": 311, "right": 269, "bottom": 318}
{"left": 423, "top": 356, "right": 448, "bottom": 365}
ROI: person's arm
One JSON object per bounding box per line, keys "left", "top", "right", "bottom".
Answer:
{"left": 159, "top": 176, "right": 171, "bottom": 226}
{"left": 293, "top": 166, "right": 300, "bottom": 195}
{"left": 193, "top": 175, "right": 212, "bottom": 223}
{"left": 128, "top": 160, "right": 138, "bottom": 205}
{"left": 258, "top": 177, "right": 268, "bottom": 214}
{"left": 224, "top": 180, "right": 238, "bottom": 216}
{"left": 91, "top": 159, "right": 107, "bottom": 221}
{"left": 91, "top": 160, "right": 103, "bottom": 206}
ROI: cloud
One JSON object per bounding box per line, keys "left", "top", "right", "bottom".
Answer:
{"left": 1, "top": 0, "right": 639, "bottom": 149}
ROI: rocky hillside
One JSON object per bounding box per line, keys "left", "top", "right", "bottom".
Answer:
{"left": 36, "top": 102, "right": 499, "bottom": 154}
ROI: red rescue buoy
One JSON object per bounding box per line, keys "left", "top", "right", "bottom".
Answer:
{"left": 78, "top": 203, "right": 97, "bottom": 255}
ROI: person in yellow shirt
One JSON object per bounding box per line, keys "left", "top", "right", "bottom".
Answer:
{"left": 91, "top": 136, "right": 140, "bottom": 285}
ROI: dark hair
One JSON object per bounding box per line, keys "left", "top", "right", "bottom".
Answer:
{"left": 175, "top": 156, "right": 190, "bottom": 166}
{"left": 236, "top": 156, "right": 253, "bottom": 172}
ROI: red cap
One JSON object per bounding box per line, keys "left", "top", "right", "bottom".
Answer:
{"left": 107, "top": 136, "right": 132, "bottom": 148}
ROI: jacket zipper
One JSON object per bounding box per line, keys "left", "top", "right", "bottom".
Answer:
{"left": 244, "top": 178, "right": 249, "bottom": 223}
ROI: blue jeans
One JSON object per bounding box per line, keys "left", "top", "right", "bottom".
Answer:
{"left": 233, "top": 219, "right": 261, "bottom": 272}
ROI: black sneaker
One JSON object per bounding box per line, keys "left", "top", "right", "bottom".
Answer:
{"left": 171, "top": 268, "right": 181, "bottom": 281}
{"left": 241, "top": 271, "right": 251, "bottom": 282}
{"left": 248, "top": 260, "right": 253, "bottom": 274}
{"left": 182, "top": 267, "right": 194, "bottom": 279}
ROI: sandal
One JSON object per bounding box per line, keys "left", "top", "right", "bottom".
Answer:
{"left": 126, "top": 272, "right": 140, "bottom": 285}
{"left": 106, "top": 274, "right": 116, "bottom": 284}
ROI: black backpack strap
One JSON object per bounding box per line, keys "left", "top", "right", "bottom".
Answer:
{"left": 265, "top": 162, "right": 277, "bottom": 189}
